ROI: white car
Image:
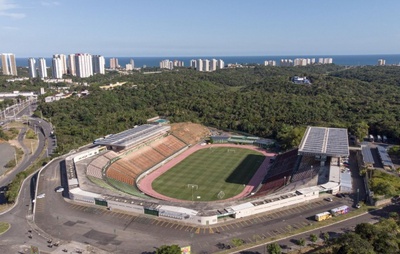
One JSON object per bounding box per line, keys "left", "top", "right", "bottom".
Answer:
{"left": 56, "top": 187, "right": 64, "bottom": 193}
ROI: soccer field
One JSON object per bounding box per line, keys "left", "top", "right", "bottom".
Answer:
{"left": 151, "top": 147, "right": 265, "bottom": 201}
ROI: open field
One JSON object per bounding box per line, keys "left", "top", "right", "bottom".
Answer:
{"left": 151, "top": 147, "right": 265, "bottom": 201}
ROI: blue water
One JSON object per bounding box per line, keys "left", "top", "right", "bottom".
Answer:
{"left": 16, "top": 54, "right": 400, "bottom": 68}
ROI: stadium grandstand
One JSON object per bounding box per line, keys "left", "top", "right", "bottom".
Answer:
{"left": 210, "top": 135, "right": 274, "bottom": 148}
{"left": 255, "top": 126, "right": 350, "bottom": 197}
{"left": 87, "top": 124, "right": 189, "bottom": 194}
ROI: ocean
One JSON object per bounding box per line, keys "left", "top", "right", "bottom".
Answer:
{"left": 16, "top": 54, "right": 400, "bottom": 68}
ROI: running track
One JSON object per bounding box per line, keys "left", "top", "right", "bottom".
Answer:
{"left": 137, "top": 144, "right": 275, "bottom": 202}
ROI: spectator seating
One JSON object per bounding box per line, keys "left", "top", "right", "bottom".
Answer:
{"left": 87, "top": 164, "right": 102, "bottom": 179}
{"left": 291, "top": 156, "right": 321, "bottom": 182}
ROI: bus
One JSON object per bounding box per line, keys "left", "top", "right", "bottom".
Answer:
{"left": 315, "top": 212, "right": 332, "bottom": 221}
{"left": 330, "top": 205, "right": 350, "bottom": 216}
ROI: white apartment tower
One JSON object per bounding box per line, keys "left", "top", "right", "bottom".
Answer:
{"left": 92, "top": 55, "right": 105, "bottom": 74}
{"left": 38, "top": 58, "right": 48, "bottom": 78}
{"left": 1, "top": 53, "right": 17, "bottom": 76}
{"left": 377, "top": 59, "right": 386, "bottom": 66}
{"left": 197, "top": 59, "right": 203, "bottom": 71}
{"left": 210, "top": 59, "right": 218, "bottom": 71}
{"left": 52, "top": 56, "right": 64, "bottom": 79}
{"left": 68, "top": 54, "right": 76, "bottom": 76}
{"left": 159, "top": 59, "right": 173, "bottom": 70}
{"left": 190, "top": 59, "right": 197, "bottom": 68}
{"left": 28, "top": 58, "right": 37, "bottom": 78}
{"left": 75, "top": 53, "right": 93, "bottom": 78}
{"left": 217, "top": 59, "right": 225, "bottom": 69}
{"left": 53, "top": 54, "right": 67, "bottom": 74}
{"left": 203, "top": 59, "right": 210, "bottom": 72}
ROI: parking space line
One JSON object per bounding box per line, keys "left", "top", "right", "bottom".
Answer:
{"left": 195, "top": 228, "right": 200, "bottom": 234}
{"left": 209, "top": 227, "right": 214, "bottom": 234}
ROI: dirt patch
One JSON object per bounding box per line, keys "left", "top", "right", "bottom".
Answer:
{"left": 8, "top": 139, "right": 22, "bottom": 150}
{"left": 170, "top": 122, "right": 210, "bottom": 145}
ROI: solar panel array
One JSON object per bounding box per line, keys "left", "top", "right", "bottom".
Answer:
{"left": 299, "top": 126, "right": 349, "bottom": 157}
{"left": 377, "top": 145, "right": 394, "bottom": 169}
{"left": 94, "top": 124, "right": 170, "bottom": 147}
{"left": 326, "top": 128, "right": 349, "bottom": 156}
{"left": 361, "top": 145, "right": 374, "bottom": 165}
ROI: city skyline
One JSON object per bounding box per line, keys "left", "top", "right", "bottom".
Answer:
{"left": 0, "top": 0, "right": 399, "bottom": 57}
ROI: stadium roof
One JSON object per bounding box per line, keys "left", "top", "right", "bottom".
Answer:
{"left": 298, "top": 126, "right": 349, "bottom": 157}
{"left": 93, "top": 124, "right": 170, "bottom": 148}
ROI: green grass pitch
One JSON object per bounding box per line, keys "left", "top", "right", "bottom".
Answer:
{"left": 151, "top": 147, "right": 265, "bottom": 201}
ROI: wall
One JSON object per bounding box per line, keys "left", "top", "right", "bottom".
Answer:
{"left": 234, "top": 192, "right": 319, "bottom": 219}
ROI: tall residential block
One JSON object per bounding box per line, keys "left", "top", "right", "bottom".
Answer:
{"left": 1, "top": 53, "right": 17, "bottom": 76}
{"left": 28, "top": 58, "right": 37, "bottom": 78}
{"left": 52, "top": 57, "right": 63, "bottom": 79}
{"left": 110, "top": 58, "right": 119, "bottom": 69}
{"left": 75, "top": 53, "right": 93, "bottom": 78}
{"left": 160, "top": 59, "right": 173, "bottom": 70}
{"left": 377, "top": 59, "right": 386, "bottom": 66}
{"left": 68, "top": 54, "right": 76, "bottom": 76}
{"left": 53, "top": 54, "right": 67, "bottom": 74}
{"left": 92, "top": 55, "right": 105, "bottom": 74}
{"left": 38, "top": 58, "right": 48, "bottom": 78}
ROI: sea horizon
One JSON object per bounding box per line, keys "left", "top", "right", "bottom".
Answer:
{"left": 16, "top": 54, "right": 400, "bottom": 68}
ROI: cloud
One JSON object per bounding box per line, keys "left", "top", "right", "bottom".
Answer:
{"left": 40, "top": 1, "right": 60, "bottom": 6}
{"left": 0, "top": 0, "right": 25, "bottom": 19}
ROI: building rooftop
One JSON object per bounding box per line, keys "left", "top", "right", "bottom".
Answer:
{"left": 298, "top": 126, "right": 349, "bottom": 157}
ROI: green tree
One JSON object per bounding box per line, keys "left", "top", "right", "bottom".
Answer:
{"left": 231, "top": 238, "right": 245, "bottom": 247}
{"left": 334, "top": 232, "right": 375, "bottom": 254}
{"left": 266, "top": 242, "right": 282, "bottom": 254}
{"left": 353, "top": 121, "right": 369, "bottom": 141}
{"left": 309, "top": 233, "right": 318, "bottom": 245}
{"left": 323, "top": 232, "right": 330, "bottom": 244}
{"left": 155, "top": 244, "right": 181, "bottom": 254}
{"left": 297, "top": 238, "right": 306, "bottom": 248}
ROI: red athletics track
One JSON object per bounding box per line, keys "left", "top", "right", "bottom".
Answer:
{"left": 137, "top": 144, "right": 276, "bottom": 202}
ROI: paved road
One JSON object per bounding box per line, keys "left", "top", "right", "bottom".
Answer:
{"left": 234, "top": 204, "right": 399, "bottom": 254}
{"left": 29, "top": 154, "right": 379, "bottom": 254}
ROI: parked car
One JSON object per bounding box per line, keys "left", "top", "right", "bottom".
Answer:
{"left": 324, "top": 197, "right": 333, "bottom": 202}
{"left": 55, "top": 187, "right": 64, "bottom": 193}
{"left": 355, "top": 203, "right": 361, "bottom": 209}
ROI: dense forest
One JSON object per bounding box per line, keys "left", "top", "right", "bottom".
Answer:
{"left": 28, "top": 64, "right": 400, "bottom": 154}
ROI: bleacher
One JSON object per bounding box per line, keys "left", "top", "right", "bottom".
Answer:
{"left": 105, "top": 134, "right": 187, "bottom": 187}
{"left": 87, "top": 164, "right": 102, "bottom": 179}
{"left": 291, "top": 156, "right": 321, "bottom": 182}
{"left": 151, "top": 135, "right": 186, "bottom": 157}
{"left": 254, "top": 149, "right": 299, "bottom": 197}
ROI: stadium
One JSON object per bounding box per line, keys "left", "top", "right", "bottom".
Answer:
{"left": 65, "top": 121, "right": 350, "bottom": 225}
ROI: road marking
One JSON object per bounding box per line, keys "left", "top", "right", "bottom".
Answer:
{"left": 209, "top": 227, "right": 214, "bottom": 234}
{"left": 195, "top": 228, "right": 200, "bottom": 234}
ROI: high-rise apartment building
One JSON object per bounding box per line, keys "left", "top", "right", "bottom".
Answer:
{"left": 217, "top": 59, "right": 225, "bottom": 69}
{"left": 53, "top": 54, "right": 67, "bottom": 74}
{"left": 110, "top": 58, "right": 119, "bottom": 69}
{"left": 75, "top": 53, "right": 93, "bottom": 78}
{"left": 159, "top": 59, "right": 173, "bottom": 69}
{"left": 28, "top": 58, "right": 37, "bottom": 78}
{"left": 210, "top": 59, "right": 218, "bottom": 71}
{"left": 130, "top": 59, "right": 135, "bottom": 68}
{"left": 68, "top": 54, "right": 76, "bottom": 76}
{"left": 377, "top": 59, "right": 386, "bottom": 66}
{"left": 197, "top": 59, "right": 203, "bottom": 72}
{"left": 203, "top": 59, "right": 210, "bottom": 72}
{"left": 52, "top": 57, "right": 63, "bottom": 79}
{"left": 1, "top": 53, "right": 17, "bottom": 76}
{"left": 92, "top": 55, "right": 105, "bottom": 74}
{"left": 190, "top": 59, "right": 197, "bottom": 68}
{"left": 38, "top": 58, "right": 48, "bottom": 78}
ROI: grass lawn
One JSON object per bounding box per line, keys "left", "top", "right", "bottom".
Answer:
{"left": 0, "top": 221, "right": 10, "bottom": 235}
{"left": 152, "top": 147, "right": 265, "bottom": 201}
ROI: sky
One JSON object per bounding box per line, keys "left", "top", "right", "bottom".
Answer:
{"left": 1, "top": 0, "right": 400, "bottom": 57}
